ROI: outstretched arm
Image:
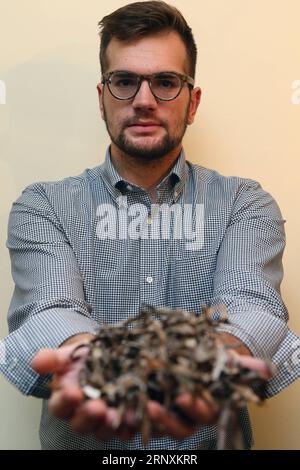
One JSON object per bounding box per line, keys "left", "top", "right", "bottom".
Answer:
{"left": 31, "top": 332, "right": 272, "bottom": 442}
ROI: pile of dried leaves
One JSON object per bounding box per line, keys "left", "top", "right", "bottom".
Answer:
{"left": 72, "top": 305, "right": 270, "bottom": 449}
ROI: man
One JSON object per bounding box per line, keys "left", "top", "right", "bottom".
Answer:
{"left": 1, "top": 1, "right": 299, "bottom": 450}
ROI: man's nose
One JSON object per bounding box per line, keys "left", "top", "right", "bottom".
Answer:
{"left": 132, "top": 79, "right": 158, "bottom": 110}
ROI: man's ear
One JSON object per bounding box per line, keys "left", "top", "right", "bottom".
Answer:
{"left": 187, "top": 87, "right": 201, "bottom": 125}
{"left": 97, "top": 83, "right": 105, "bottom": 121}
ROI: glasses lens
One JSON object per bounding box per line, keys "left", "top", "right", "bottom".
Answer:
{"left": 109, "top": 72, "right": 139, "bottom": 99}
{"left": 151, "top": 73, "right": 181, "bottom": 100}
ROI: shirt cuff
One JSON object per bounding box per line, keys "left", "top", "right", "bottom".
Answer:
{"left": 215, "top": 306, "right": 288, "bottom": 359}
{"left": 264, "top": 328, "right": 300, "bottom": 397}
{"left": 0, "top": 308, "right": 99, "bottom": 398}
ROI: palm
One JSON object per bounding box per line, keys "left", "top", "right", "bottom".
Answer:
{"left": 32, "top": 340, "right": 273, "bottom": 441}
{"left": 32, "top": 341, "right": 138, "bottom": 440}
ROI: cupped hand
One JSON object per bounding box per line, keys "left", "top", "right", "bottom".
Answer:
{"left": 31, "top": 342, "right": 139, "bottom": 441}
{"left": 147, "top": 352, "right": 274, "bottom": 440}
{"left": 31, "top": 341, "right": 274, "bottom": 442}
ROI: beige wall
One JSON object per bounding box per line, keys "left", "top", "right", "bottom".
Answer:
{"left": 0, "top": 0, "right": 299, "bottom": 449}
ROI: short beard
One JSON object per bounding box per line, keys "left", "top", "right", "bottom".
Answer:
{"left": 112, "top": 129, "right": 187, "bottom": 162}
{"left": 102, "top": 106, "right": 189, "bottom": 162}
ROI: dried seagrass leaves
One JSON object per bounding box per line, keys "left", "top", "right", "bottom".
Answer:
{"left": 72, "top": 305, "right": 271, "bottom": 449}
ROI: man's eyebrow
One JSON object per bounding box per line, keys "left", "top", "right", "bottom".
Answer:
{"left": 106, "top": 69, "right": 187, "bottom": 75}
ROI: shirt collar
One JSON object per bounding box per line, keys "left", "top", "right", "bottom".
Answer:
{"left": 101, "top": 145, "right": 188, "bottom": 201}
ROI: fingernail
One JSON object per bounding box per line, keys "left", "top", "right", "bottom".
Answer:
{"left": 176, "top": 394, "right": 192, "bottom": 406}
{"left": 147, "top": 401, "right": 162, "bottom": 418}
{"left": 106, "top": 409, "right": 119, "bottom": 429}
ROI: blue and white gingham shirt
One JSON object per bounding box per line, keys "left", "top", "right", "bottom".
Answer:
{"left": 1, "top": 147, "right": 299, "bottom": 450}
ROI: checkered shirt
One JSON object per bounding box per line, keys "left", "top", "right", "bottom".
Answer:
{"left": 1, "top": 147, "right": 299, "bottom": 450}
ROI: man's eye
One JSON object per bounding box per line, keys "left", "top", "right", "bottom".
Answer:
{"left": 156, "top": 77, "right": 178, "bottom": 88}
{"left": 115, "top": 78, "right": 136, "bottom": 88}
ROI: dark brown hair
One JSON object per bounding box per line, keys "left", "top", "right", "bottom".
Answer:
{"left": 98, "top": 1, "right": 197, "bottom": 78}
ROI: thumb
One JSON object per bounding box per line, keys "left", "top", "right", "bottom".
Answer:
{"left": 228, "top": 350, "right": 275, "bottom": 379}
{"left": 31, "top": 344, "right": 76, "bottom": 374}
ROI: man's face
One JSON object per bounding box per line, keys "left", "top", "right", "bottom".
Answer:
{"left": 97, "top": 31, "right": 201, "bottom": 161}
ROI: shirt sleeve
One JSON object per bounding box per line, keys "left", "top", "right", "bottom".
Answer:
{"left": 212, "top": 179, "right": 289, "bottom": 360}
{"left": 0, "top": 183, "right": 99, "bottom": 398}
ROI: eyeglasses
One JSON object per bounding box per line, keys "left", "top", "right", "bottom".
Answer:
{"left": 101, "top": 70, "right": 195, "bottom": 101}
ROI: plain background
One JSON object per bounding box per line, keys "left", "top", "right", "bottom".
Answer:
{"left": 0, "top": 0, "right": 299, "bottom": 449}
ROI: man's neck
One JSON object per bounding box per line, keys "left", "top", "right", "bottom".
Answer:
{"left": 110, "top": 143, "right": 182, "bottom": 195}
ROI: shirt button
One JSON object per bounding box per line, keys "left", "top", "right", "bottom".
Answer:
{"left": 146, "top": 216, "right": 152, "bottom": 225}
{"left": 146, "top": 276, "right": 153, "bottom": 284}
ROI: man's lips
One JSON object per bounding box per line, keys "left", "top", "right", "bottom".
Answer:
{"left": 127, "top": 122, "right": 161, "bottom": 133}
{"left": 129, "top": 121, "right": 160, "bottom": 126}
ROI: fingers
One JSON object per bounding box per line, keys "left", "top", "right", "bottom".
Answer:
{"left": 227, "top": 351, "right": 275, "bottom": 379}
{"left": 115, "top": 410, "right": 140, "bottom": 441}
{"left": 31, "top": 345, "right": 76, "bottom": 374}
{"left": 147, "top": 392, "right": 220, "bottom": 440}
{"left": 70, "top": 399, "right": 108, "bottom": 433}
{"left": 147, "top": 401, "right": 197, "bottom": 439}
{"left": 32, "top": 345, "right": 138, "bottom": 442}
{"left": 69, "top": 401, "right": 138, "bottom": 441}
{"left": 175, "top": 393, "right": 219, "bottom": 425}
{"left": 48, "top": 387, "right": 84, "bottom": 419}
{"left": 93, "top": 408, "right": 136, "bottom": 441}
